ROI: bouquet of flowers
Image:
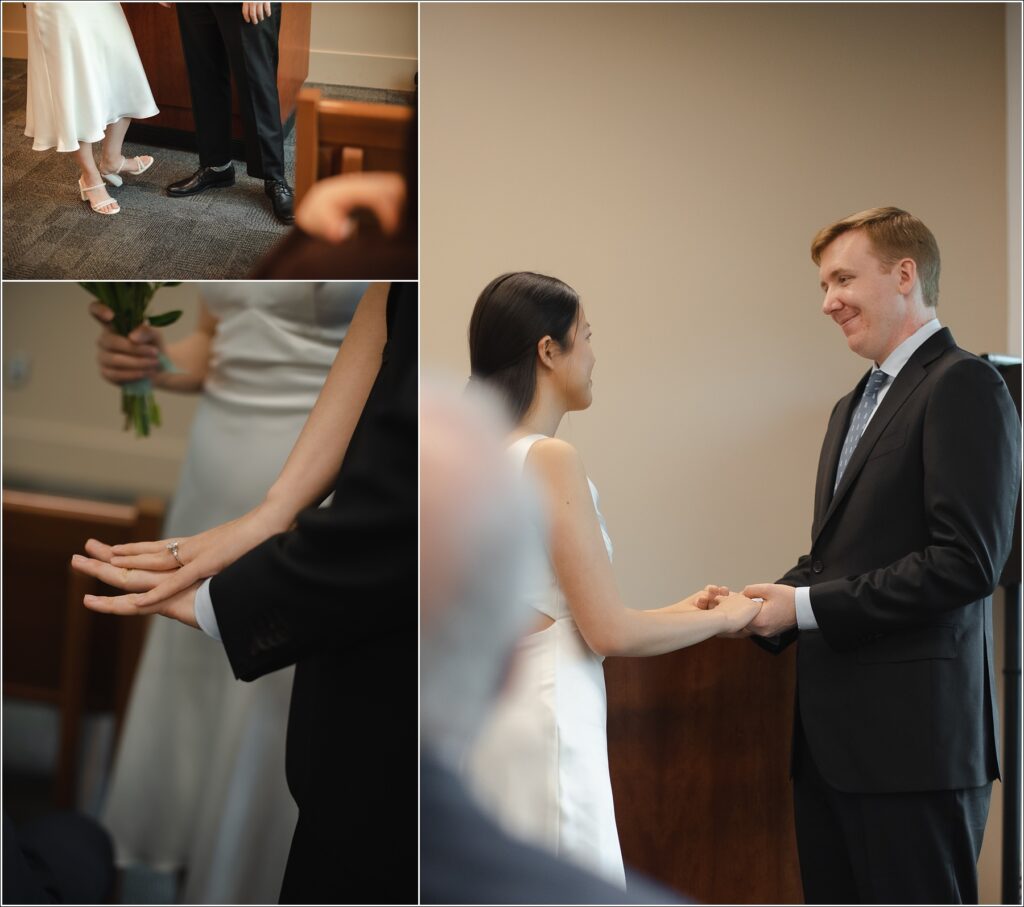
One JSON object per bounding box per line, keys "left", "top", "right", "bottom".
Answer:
{"left": 79, "top": 282, "right": 183, "bottom": 437}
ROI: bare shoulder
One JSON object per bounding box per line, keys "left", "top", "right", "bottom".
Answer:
{"left": 524, "top": 438, "right": 589, "bottom": 494}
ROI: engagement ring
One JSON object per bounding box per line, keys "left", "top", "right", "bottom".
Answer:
{"left": 167, "top": 540, "right": 184, "bottom": 567}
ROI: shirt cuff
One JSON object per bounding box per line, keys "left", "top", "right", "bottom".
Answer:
{"left": 193, "top": 577, "right": 222, "bottom": 641}
{"left": 795, "top": 586, "right": 818, "bottom": 630}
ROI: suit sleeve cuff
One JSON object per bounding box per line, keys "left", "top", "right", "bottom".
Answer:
{"left": 795, "top": 586, "right": 818, "bottom": 630}
{"left": 193, "top": 577, "right": 222, "bottom": 641}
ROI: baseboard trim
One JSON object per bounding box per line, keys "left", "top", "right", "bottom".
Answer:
{"left": 307, "top": 49, "right": 416, "bottom": 91}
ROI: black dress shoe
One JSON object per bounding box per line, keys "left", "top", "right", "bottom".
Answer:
{"left": 166, "top": 165, "right": 235, "bottom": 197}
{"left": 265, "top": 180, "right": 295, "bottom": 224}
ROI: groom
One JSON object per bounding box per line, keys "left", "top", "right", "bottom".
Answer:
{"left": 727, "top": 207, "right": 1020, "bottom": 904}
{"left": 162, "top": 2, "right": 295, "bottom": 224}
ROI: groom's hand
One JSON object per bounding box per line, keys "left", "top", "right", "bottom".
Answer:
{"left": 700, "top": 585, "right": 755, "bottom": 638}
{"left": 742, "top": 583, "right": 797, "bottom": 636}
{"left": 242, "top": 2, "right": 272, "bottom": 24}
{"left": 71, "top": 544, "right": 200, "bottom": 630}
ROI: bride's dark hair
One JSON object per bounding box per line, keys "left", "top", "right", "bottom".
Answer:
{"left": 468, "top": 272, "right": 581, "bottom": 423}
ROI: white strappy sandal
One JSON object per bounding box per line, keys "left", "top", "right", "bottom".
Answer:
{"left": 101, "top": 154, "right": 154, "bottom": 187}
{"left": 78, "top": 177, "right": 120, "bottom": 215}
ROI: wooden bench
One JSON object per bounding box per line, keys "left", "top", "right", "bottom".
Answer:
{"left": 3, "top": 490, "right": 165, "bottom": 808}
{"left": 294, "top": 86, "right": 413, "bottom": 207}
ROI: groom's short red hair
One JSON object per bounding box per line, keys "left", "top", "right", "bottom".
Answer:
{"left": 811, "top": 206, "right": 941, "bottom": 308}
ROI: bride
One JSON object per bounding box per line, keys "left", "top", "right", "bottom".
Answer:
{"left": 25, "top": 3, "right": 159, "bottom": 215}
{"left": 465, "top": 271, "right": 761, "bottom": 887}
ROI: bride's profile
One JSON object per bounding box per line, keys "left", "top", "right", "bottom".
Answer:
{"left": 24, "top": 2, "right": 159, "bottom": 215}
{"left": 465, "top": 271, "right": 761, "bottom": 887}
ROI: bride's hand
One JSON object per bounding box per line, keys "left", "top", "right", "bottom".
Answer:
{"left": 713, "top": 592, "right": 762, "bottom": 635}
{"left": 692, "top": 584, "right": 730, "bottom": 609}
{"left": 89, "top": 499, "right": 294, "bottom": 610}
{"left": 91, "top": 301, "right": 165, "bottom": 385}
{"left": 656, "top": 585, "right": 730, "bottom": 614}
{"left": 71, "top": 541, "right": 199, "bottom": 628}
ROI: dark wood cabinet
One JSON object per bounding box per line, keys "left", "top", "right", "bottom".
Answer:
{"left": 122, "top": 2, "right": 311, "bottom": 151}
{"left": 606, "top": 640, "right": 803, "bottom": 903}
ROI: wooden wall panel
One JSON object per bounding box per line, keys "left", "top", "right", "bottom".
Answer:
{"left": 606, "top": 638, "right": 803, "bottom": 903}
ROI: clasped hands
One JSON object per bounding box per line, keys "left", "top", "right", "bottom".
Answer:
{"left": 692, "top": 583, "right": 798, "bottom": 637}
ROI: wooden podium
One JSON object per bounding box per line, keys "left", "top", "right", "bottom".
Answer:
{"left": 122, "top": 3, "right": 311, "bottom": 154}
{"left": 606, "top": 640, "right": 803, "bottom": 903}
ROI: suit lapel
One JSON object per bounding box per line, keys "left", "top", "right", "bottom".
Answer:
{"left": 813, "top": 328, "right": 956, "bottom": 544}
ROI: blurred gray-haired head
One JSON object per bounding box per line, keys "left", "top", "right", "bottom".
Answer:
{"left": 420, "top": 375, "right": 540, "bottom": 769}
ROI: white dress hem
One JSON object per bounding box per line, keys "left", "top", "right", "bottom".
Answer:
{"left": 27, "top": 105, "right": 161, "bottom": 153}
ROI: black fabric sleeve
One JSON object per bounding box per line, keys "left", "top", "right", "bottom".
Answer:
{"left": 210, "top": 290, "right": 417, "bottom": 681}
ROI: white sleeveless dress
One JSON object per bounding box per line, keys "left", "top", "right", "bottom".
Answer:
{"left": 25, "top": 3, "right": 159, "bottom": 152}
{"left": 466, "top": 434, "right": 626, "bottom": 887}
{"left": 101, "top": 284, "right": 366, "bottom": 904}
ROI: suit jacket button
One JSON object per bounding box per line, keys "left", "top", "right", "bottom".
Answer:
{"left": 812, "top": 560, "right": 824, "bottom": 574}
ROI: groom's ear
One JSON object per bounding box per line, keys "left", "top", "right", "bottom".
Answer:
{"left": 537, "top": 335, "right": 557, "bottom": 371}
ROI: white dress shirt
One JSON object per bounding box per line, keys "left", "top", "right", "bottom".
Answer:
{"left": 193, "top": 577, "right": 221, "bottom": 641}
{"left": 795, "top": 318, "right": 943, "bottom": 630}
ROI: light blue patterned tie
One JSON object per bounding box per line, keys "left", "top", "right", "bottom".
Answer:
{"left": 834, "top": 369, "right": 891, "bottom": 492}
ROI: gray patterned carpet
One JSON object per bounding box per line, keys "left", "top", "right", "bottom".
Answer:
{"left": 2, "top": 58, "right": 412, "bottom": 280}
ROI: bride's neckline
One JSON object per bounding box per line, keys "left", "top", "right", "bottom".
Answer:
{"left": 508, "top": 430, "right": 550, "bottom": 443}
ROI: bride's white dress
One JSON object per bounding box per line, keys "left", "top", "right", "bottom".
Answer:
{"left": 25, "top": 3, "right": 158, "bottom": 152}
{"left": 466, "top": 433, "right": 626, "bottom": 887}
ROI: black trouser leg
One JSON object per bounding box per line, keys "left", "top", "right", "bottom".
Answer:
{"left": 176, "top": 3, "right": 234, "bottom": 169}
{"left": 210, "top": 2, "right": 286, "bottom": 182}
{"left": 794, "top": 727, "right": 992, "bottom": 904}
{"left": 792, "top": 730, "right": 860, "bottom": 904}
{"left": 845, "top": 782, "right": 991, "bottom": 904}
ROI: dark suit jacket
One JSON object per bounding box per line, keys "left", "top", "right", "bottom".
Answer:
{"left": 210, "top": 285, "right": 417, "bottom": 903}
{"left": 421, "top": 753, "right": 685, "bottom": 906}
{"left": 762, "top": 328, "right": 1020, "bottom": 793}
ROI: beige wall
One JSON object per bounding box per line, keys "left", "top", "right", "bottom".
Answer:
{"left": 2, "top": 284, "right": 203, "bottom": 501}
{"left": 1, "top": 2, "right": 417, "bottom": 90}
{"left": 420, "top": 3, "right": 1016, "bottom": 901}
{"left": 308, "top": 2, "right": 417, "bottom": 90}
